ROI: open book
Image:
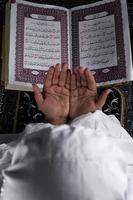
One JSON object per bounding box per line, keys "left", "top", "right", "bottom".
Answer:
{"left": 1, "top": 0, "right": 132, "bottom": 91}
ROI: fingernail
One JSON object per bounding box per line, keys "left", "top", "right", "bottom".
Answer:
{"left": 85, "top": 68, "right": 89, "bottom": 72}
{"left": 50, "top": 66, "right": 54, "bottom": 70}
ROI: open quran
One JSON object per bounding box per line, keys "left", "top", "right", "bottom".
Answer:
{"left": 1, "top": 0, "right": 132, "bottom": 91}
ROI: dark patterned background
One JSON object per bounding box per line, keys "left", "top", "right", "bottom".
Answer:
{"left": 0, "top": 0, "right": 133, "bottom": 136}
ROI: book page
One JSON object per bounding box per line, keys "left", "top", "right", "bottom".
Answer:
{"left": 24, "top": 18, "right": 61, "bottom": 70}
{"left": 78, "top": 14, "right": 117, "bottom": 70}
{"left": 70, "top": 0, "right": 132, "bottom": 85}
{"left": 8, "top": 0, "right": 69, "bottom": 90}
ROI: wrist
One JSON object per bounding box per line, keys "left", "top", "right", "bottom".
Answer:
{"left": 45, "top": 116, "right": 67, "bottom": 125}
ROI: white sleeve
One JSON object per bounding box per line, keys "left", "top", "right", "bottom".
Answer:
{"left": 0, "top": 142, "right": 16, "bottom": 188}
{"left": 72, "top": 111, "right": 133, "bottom": 200}
{"left": 71, "top": 110, "right": 131, "bottom": 139}
{"left": 1, "top": 111, "right": 133, "bottom": 200}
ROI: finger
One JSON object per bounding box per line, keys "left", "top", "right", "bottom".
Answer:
{"left": 58, "top": 63, "right": 68, "bottom": 86}
{"left": 66, "top": 69, "right": 71, "bottom": 89}
{"left": 76, "top": 72, "right": 81, "bottom": 87}
{"left": 53, "top": 63, "right": 61, "bottom": 85}
{"left": 85, "top": 68, "right": 96, "bottom": 91}
{"left": 70, "top": 73, "right": 76, "bottom": 90}
{"left": 45, "top": 66, "right": 54, "bottom": 88}
{"left": 73, "top": 66, "right": 79, "bottom": 74}
{"left": 96, "top": 89, "right": 111, "bottom": 110}
{"left": 79, "top": 67, "right": 87, "bottom": 87}
{"left": 73, "top": 66, "right": 81, "bottom": 87}
{"left": 32, "top": 84, "right": 43, "bottom": 109}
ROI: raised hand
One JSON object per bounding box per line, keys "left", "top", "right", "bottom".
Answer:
{"left": 69, "top": 67, "right": 110, "bottom": 120}
{"left": 32, "top": 63, "right": 70, "bottom": 125}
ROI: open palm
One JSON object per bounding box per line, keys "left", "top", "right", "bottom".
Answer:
{"left": 33, "top": 64, "right": 70, "bottom": 125}
{"left": 70, "top": 68, "right": 110, "bottom": 120}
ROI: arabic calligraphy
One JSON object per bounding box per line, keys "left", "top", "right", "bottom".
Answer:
{"left": 79, "top": 14, "right": 117, "bottom": 69}
{"left": 24, "top": 17, "right": 61, "bottom": 70}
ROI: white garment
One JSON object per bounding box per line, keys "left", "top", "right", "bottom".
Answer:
{"left": 0, "top": 111, "right": 133, "bottom": 200}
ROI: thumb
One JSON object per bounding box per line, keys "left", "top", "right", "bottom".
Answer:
{"left": 96, "top": 89, "right": 111, "bottom": 110}
{"left": 32, "top": 84, "right": 44, "bottom": 109}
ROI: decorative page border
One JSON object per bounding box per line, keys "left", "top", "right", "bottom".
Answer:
{"left": 15, "top": 4, "right": 68, "bottom": 83}
{"left": 128, "top": 3, "right": 133, "bottom": 30}
{"left": 128, "top": 3, "right": 133, "bottom": 59}
{"left": 71, "top": 0, "right": 126, "bottom": 83}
